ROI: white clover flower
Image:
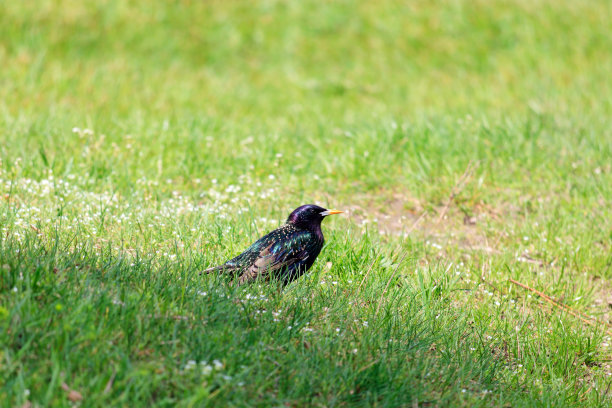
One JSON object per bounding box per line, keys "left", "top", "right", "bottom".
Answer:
{"left": 200, "top": 363, "right": 213, "bottom": 375}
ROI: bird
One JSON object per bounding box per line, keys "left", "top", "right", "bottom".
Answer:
{"left": 203, "top": 204, "right": 343, "bottom": 285}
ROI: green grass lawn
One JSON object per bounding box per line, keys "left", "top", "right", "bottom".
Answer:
{"left": 1, "top": 0, "right": 611, "bottom": 406}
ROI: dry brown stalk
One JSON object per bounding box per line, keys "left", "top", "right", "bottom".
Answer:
{"left": 509, "top": 278, "right": 612, "bottom": 336}
{"left": 436, "top": 161, "right": 477, "bottom": 224}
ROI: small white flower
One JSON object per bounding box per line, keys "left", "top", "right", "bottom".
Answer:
{"left": 112, "top": 299, "right": 125, "bottom": 306}
{"left": 200, "top": 363, "right": 213, "bottom": 375}
{"left": 213, "top": 359, "right": 223, "bottom": 370}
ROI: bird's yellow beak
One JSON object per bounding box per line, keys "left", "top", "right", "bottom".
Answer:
{"left": 320, "top": 209, "right": 344, "bottom": 216}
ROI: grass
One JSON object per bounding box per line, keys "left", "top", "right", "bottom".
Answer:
{"left": 1, "top": 0, "right": 611, "bottom": 406}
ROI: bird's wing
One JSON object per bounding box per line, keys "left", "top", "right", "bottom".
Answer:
{"left": 201, "top": 228, "right": 290, "bottom": 276}
{"left": 236, "top": 231, "right": 313, "bottom": 285}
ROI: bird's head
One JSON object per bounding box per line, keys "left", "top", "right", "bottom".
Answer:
{"left": 287, "top": 204, "right": 343, "bottom": 229}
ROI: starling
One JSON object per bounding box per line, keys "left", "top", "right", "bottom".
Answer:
{"left": 203, "top": 204, "right": 343, "bottom": 285}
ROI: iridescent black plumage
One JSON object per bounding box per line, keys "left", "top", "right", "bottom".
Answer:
{"left": 203, "top": 204, "right": 342, "bottom": 285}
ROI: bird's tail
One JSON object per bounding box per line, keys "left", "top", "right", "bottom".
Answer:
{"left": 200, "top": 264, "right": 236, "bottom": 275}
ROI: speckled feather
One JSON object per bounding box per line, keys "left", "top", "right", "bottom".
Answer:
{"left": 203, "top": 205, "right": 336, "bottom": 285}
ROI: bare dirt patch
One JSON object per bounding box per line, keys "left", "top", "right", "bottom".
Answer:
{"left": 342, "top": 189, "right": 504, "bottom": 255}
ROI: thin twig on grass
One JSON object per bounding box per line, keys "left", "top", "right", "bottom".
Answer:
{"left": 405, "top": 211, "right": 427, "bottom": 236}
{"left": 436, "top": 161, "right": 477, "bottom": 224}
{"left": 481, "top": 275, "right": 503, "bottom": 295}
{"left": 509, "top": 278, "right": 612, "bottom": 336}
